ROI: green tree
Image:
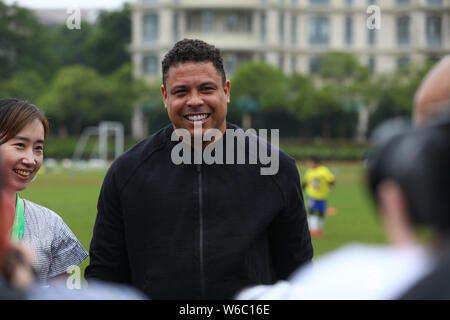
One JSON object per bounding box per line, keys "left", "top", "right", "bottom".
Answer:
{"left": 231, "top": 62, "right": 289, "bottom": 111}
{"left": 85, "top": 4, "right": 131, "bottom": 75}
{"left": 45, "top": 22, "right": 97, "bottom": 68}
{"left": 288, "top": 73, "right": 316, "bottom": 120}
{"left": 0, "top": 70, "right": 47, "bottom": 102}
{"left": 319, "top": 51, "right": 377, "bottom": 141}
{"left": 37, "top": 66, "right": 112, "bottom": 135}
{"left": 0, "top": 2, "right": 56, "bottom": 81}
{"left": 230, "top": 62, "right": 289, "bottom": 128}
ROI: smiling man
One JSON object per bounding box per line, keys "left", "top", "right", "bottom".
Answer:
{"left": 86, "top": 39, "right": 313, "bottom": 299}
{"left": 160, "top": 43, "right": 230, "bottom": 138}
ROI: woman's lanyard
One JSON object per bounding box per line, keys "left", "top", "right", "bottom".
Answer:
{"left": 11, "top": 194, "right": 24, "bottom": 242}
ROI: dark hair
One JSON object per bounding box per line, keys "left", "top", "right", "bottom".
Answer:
{"left": 310, "top": 155, "right": 321, "bottom": 163}
{"left": 161, "top": 39, "right": 226, "bottom": 88}
{"left": 0, "top": 99, "right": 49, "bottom": 145}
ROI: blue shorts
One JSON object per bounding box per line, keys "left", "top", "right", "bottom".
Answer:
{"left": 308, "top": 198, "right": 327, "bottom": 215}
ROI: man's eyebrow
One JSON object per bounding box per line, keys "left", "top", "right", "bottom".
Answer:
{"left": 199, "top": 81, "right": 218, "bottom": 87}
{"left": 171, "top": 85, "right": 187, "bottom": 91}
{"left": 14, "top": 136, "right": 45, "bottom": 144}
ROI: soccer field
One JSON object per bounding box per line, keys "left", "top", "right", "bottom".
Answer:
{"left": 20, "top": 161, "right": 387, "bottom": 278}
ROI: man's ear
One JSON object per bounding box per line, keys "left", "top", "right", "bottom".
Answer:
{"left": 224, "top": 80, "right": 231, "bottom": 104}
{"left": 161, "top": 84, "right": 168, "bottom": 109}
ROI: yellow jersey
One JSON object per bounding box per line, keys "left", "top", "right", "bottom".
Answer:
{"left": 304, "top": 165, "right": 335, "bottom": 200}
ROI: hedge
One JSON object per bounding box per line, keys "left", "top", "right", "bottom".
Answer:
{"left": 43, "top": 136, "right": 368, "bottom": 161}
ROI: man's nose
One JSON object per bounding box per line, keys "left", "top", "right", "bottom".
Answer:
{"left": 187, "top": 91, "right": 203, "bottom": 107}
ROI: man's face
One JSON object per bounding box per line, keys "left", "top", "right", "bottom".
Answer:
{"left": 161, "top": 62, "right": 230, "bottom": 138}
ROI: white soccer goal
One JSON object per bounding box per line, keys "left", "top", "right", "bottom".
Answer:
{"left": 72, "top": 121, "right": 124, "bottom": 167}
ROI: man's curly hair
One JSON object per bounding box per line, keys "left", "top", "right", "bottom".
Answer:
{"left": 162, "top": 39, "right": 226, "bottom": 88}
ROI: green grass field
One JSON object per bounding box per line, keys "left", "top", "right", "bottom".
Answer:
{"left": 20, "top": 161, "right": 388, "bottom": 278}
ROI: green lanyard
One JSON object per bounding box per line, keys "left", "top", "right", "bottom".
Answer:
{"left": 11, "top": 194, "right": 25, "bottom": 242}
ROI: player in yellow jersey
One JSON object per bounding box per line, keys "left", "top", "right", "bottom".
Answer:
{"left": 302, "top": 155, "right": 335, "bottom": 237}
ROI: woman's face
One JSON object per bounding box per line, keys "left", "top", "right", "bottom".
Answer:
{"left": 0, "top": 119, "right": 44, "bottom": 193}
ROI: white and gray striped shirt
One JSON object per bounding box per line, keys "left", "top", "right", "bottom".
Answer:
{"left": 21, "top": 199, "right": 88, "bottom": 285}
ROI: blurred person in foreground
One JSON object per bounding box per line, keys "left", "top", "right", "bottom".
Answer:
{"left": 413, "top": 55, "right": 450, "bottom": 126}
{"left": 85, "top": 39, "right": 313, "bottom": 299}
{"left": 302, "top": 155, "right": 335, "bottom": 237}
{"left": 236, "top": 56, "right": 450, "bottom": 300}
{"left": 0, "top": 99, "right": 87, "bottom": 286}
{"left": 0, "top": 155, "right": 36, "bottom": 299}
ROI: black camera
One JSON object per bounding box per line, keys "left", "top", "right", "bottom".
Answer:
{"left": 367, "top": 111, "right": 450, "bottom": 231}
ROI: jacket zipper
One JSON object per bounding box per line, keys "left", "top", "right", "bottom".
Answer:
{"left": 197, "top": 164, "right": 205, "bottom": 299}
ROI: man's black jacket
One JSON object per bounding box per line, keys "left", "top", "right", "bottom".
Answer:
{"left": 85, "top": 123, "right": 313, "bottom": 299}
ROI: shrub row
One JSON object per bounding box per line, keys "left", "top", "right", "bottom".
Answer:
{"left": 44, "top": 136, "right": 368, "bottom": 161}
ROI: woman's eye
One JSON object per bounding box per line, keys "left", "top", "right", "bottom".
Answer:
{"left": 15, "top": 143, "right": 25, "bottom": 148}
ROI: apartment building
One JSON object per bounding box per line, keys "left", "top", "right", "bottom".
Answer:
{"left": 130, "top": 0, "right": 450, "bottom": 79}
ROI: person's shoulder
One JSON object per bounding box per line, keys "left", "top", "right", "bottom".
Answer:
{"left": 24, "top": 199, "right": 62, "bottom": 222}
{"left": 23, "top": 199, "right": 65, "bottom": 235}
{"left": 319, "top": 165, "right": 332, "bottom": 172}
{"left": 116, "top": 125, "right": 171, "bottom": 165}
{"left": 108, "top": 124, "right": 172, "bottom": 177}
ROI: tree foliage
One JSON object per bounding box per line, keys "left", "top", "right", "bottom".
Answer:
{"left": 0, "top": 2, "right": 56, "bottom": 81}
{"left": 85, "top": 5, "right": 131, "bottom": 74}
{"left": 37, "top": 64, "right": 142, "bottom": 135}
{"left": 230, "top": 62, "right": 289, "bottom": 112}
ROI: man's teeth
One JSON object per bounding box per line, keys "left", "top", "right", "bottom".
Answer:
{"left": 187, "top": 114, "right": 208, "bottom": 121}
{"left": 14, "top": 169, "right": 31, "bottom": 177}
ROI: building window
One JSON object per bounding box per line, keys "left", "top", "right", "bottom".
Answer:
{"left": 427, "top": 0, "right": 443, "bottom": 6}
{"left": 291, "top": 56, "right": 297, "bottom": 73}
{"left": 368, "top": 56, "right": 375, "bottom": 74}
{"left": 397, "top": 16, "right": 410, "bottom": 46}
{"left": 309, "top": 0, "right": 329, "bottom": 5}
{"left": 397, "top": 56, "right": 410, "bottom": 69}
{"left": 309, "top": 56, "right": 321, "bottom": 74}
{"left": 202, "top": 11, "right": 214, "bottom": 32}
{"left": 279, "top": 13, "right": 285, "bottom": 45}
{"left": 291, "top": 15, "right": 297, "bottom": 45}
{"left": 186, "top": 12, "right": 201, "bottom": 31}
{"left": 142, "top": 0, "right": 158, "bottom": 4}
{"left": 309, "top": 15, "right": 329, "bottom": 46}
{"left": 224, "top": 56, "right": 236, "bottom": 75}
{"left": 260, "top": 13, "right": 266, "bottom": 44}
{"left": 368, "top": 0, "right": 376, "bottom": 4}
{"left": 142, "top": 13, "right": 158, "bottom": 43}
{"left": 278, "top": 55, "right": 285, "bottom": 71}
{"left": 143, "top": 55, "right": 159, "bottom": 74}
{"left": 173, "top": 12, "right": 179, "bottom": 42}
{"left": 368, "top": 28, "right": 376, "bottom": 47}
{"left": 396, "top": 0, "right": 410, "bottom": 4}
{"left": 224, "top": 53, "right": 252, "bottom": 74}
{"left": 225, "top": 13, "right": 238, "bottom": 32}
{"left": 345, "top": 15, "right": 353, "bottom": 46}
{"left": 345, "top": 0, "right": 352, "bottom": 6}
{"left": 259, "top": 53, "right": 266, "bottom": 62}
{"left": 224, "top": 12, "right": 252, "bottom": 33}
{"left": 426, "top": 15, "right": 442, "bottom": 47}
